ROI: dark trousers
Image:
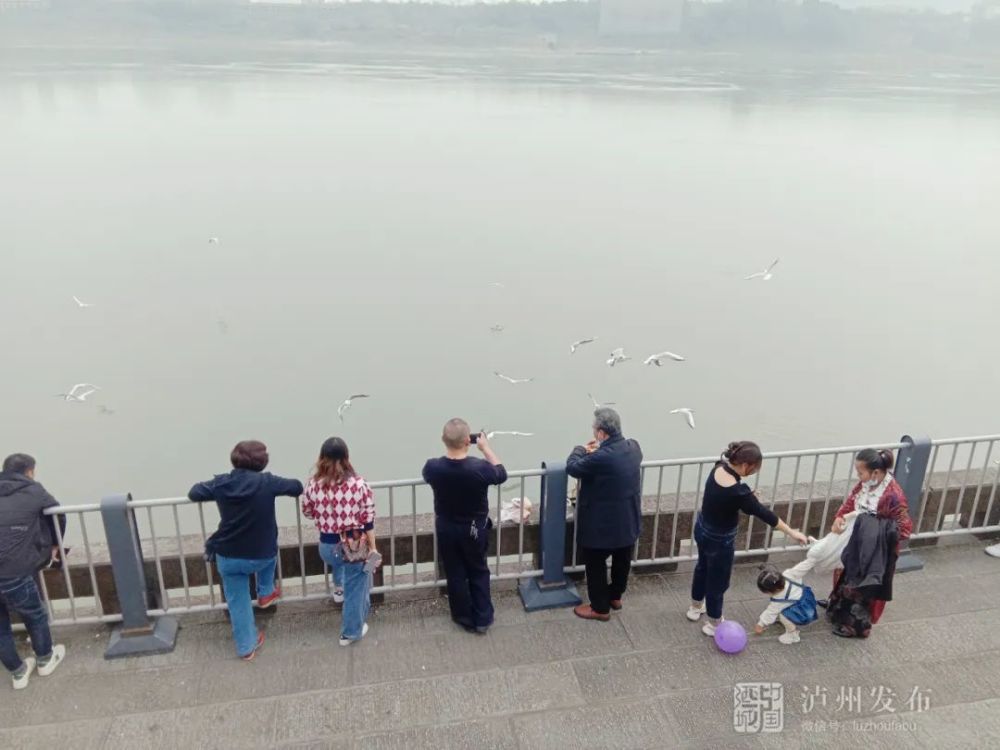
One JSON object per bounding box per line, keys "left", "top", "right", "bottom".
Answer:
{"left": 583, "top": 545, "right": 633, "bottom": 615}
{"left": 690, "top": 514, "right": 737, "bottom": 620}
{"left": 436, "top": 517, "right": 494, "bottom": 629}
{"left": 0, "top": 575, "right": 53, "bottom": 674}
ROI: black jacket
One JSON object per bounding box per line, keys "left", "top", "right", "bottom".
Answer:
{"left": 840, "top": 513, "right": 899, "bottom": 602}
{"left": 189, "top": 469, "right": 303, "bottom": 560}
{"left": 0, "top": 472, "right": 63, "bottom": 578}
{"left": 566, "top": 434, "right": 643, "bottom": 550}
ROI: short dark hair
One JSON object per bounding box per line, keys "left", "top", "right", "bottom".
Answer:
{"left": 756, "top": 564, "right": 784, "bottom": 594}
{"left": 230, "top": 440, "right": 269, "bottom": 471}
{"left": 2, "top": 453, "right": 36, "bottom": 475}
{"left": 722, "top": 441, "right": 763, "bottom": 468}
{"left": 856, "top": 448, "right": 894, "bottom": 472}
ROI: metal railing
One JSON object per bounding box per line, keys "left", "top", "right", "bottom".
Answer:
{"left": 32, "top": 433, "right": 1000, "bottom": 641}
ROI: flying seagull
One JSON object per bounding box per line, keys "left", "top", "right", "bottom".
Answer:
{"left": 56, "top": 384, "right": 100, "bottom": 402}
{"left": 606, "top": 348, "right": 631, "bottom": 367}
{"left": 570, "top": 337, "right": 597, "bottom": 354}
{"left": 217, "top": 317, "right": 229, "bottom": 335}
{"left": 488, "top": 282, "right": 505, "bottom": 289}
{"left": 72, "top": 296, "right": 95, "bottom": 309}
{"left": 644, "top": 351, "right": 686, "bottom": 366}
{"left": 490, "top": 325, "right": 505, "bottom": 333}
{"left": 208, "top": 237, "right": 220, "bottom": 245}
{"left": 745, "top": 258, "right": 779, "bottom": 281}
{"left": 337, "top": 394, "right": 370, "bottom": 422}
{"left": 494, "top": 371, "right": 533, "bottom": 384}
{"left": 98, "top": 405, "right": 116, "bottom": 416}
{"left": 485, "top": 431, "right": 535, "bottom": 439}
{"left": 588, "top": 393, "right": 617, "bottom": 408}
{"left": 670, "top": 408, "right": 696, "bottom": 429}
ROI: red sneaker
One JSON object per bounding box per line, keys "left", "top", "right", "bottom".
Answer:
{"left": 573, "top": 604, "right": 611, "bottom": 622}
{"left": 610, "top": 599, "right": 623, "bottom": 611}
{"left": 241, "top": 631, "right": 265, "bottom": 662}
{"left": 257, "top": 588, "right": 282, "bottom": 609}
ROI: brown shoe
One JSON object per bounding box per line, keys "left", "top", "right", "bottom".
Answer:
{"left": 610, "top": 599, "right": 623, "bottom": 611}
{"left": 573, "top": 604, "right": 610, "bottom": 622}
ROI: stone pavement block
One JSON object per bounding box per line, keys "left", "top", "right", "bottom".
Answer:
{"left": 4, "top": 664, "right": 199, "bottom": 727}
{"left": 505, "top": 661, "right": 585, "bottom": 712}
{"left": 511, "top": 698, "right": 680, "bottom": 750}
{"left": 618, "top": 609, "right": 693, "bottom": 651}
{"left": 274, "top": 740, "right": 352, "bottom": 750}
{"left": 260, "top": 610, "right": 342, "bottom": 652}
{"left": 360, "top": 718, "right": 518, "bottom": 750}
{"left": 572, "top": 644, "right": 729, "bottom": 700}
{"left": 489, "top": 617, "right": 632, "bottom": 668}
{"left": 349, "top": 631, "right": 447, "bottom": 685}
{"left": 195, "top": 644, "right": 350, "bottom": 704}
{"left": 432, "top": 630, "right": 500, "bottom": 674}
{"left": 916, "top": 652, "right": 1000, "bottom": 708}
{"left": 906, "top": 697, "right": 1000, "bottom": 749}
{"left": 271, "top": 689, "right": 349, "bottom": 746}
{"left": 0, "top": 718, "right": 111, "bottom": 750}
{"left": 104, "top": 698, "right": 276, "bottom": 750}
{"left": 759, "top": 722, "right": 921, "bottom": 750}
{"left": 660, "top": 686, "right": 745, "bottom": 744}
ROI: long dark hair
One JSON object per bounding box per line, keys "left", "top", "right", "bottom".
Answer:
{"left": 313, "top": 437, "right": 356, "bottom": 486}
{"left": 856, "top": 448, "right": 894, "bottom": 473}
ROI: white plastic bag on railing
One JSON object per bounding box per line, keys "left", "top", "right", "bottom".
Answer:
{"left": 500, "top": 497, "right": 533, "bottom": 525}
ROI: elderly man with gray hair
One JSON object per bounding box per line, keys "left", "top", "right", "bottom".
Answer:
{"left": 422, "top": 419, "right": 507, "bottom": 634}
{"left": 566, "top": 407, "right": 643, "bottom": 621}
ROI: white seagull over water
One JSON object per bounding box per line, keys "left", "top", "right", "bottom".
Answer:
{"left": 490, "top": 325, "right": 505, "bottom": 333}
{"left": 644, "top": 351, "right": 686, "bottom": 366}
{"left": 56, "top": 384, "right": 101, "bottom": 402}
{"left": 72, "top": 296, "right": 95, "bottom": 309}
{"left": 588, "top": 393, "right": 617, "bottom": 408}
{"left": 486, "top": 431, "right": 535, "bottom": 439}
{"left": 337, "top": 394, "right": 370, "bottom": 422}
{"left": 208, "top": 237, "right": 220, "bottom": 245}
{"left": 670, "top": 408, "right": 696, "bottom": 429}
{"left": 606, "top": 348, "right": 631, "bottom": 367}
{"left": 570, "top": 338, "right": 597, "bottom": 354}
{"left": 488, "top": 282, "right": 505, "bottom": 289}
{"left": 745, "top": 258, "right": 780, "bottom": 281}
{"left": 494, "top": 371, "right": 533, "bottom": 385}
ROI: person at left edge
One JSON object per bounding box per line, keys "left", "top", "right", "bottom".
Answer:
{"left": 188, "top": 440, "right": 303, "bottom": 661}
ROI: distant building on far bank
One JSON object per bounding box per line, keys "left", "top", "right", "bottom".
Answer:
{"left": 598, "top": 0, "right": 686, "bottom": 36}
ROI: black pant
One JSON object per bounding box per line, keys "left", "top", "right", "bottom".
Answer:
{"left": 436, "top": 517, "right": 494, "bottom": 629}
{"left": 690, "top": 515, "right": 736, "bottom": 620}
{"left": 583, "top": 545, "right": 632, "bottom": 615}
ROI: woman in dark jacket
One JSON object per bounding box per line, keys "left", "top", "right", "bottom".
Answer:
{"left": 566, "top": 407, "right": 643, "bottom": 622}
{"left": 188, "top": 440, "right": 303, "bottom": 661}
{"left": 687, "top": 441, "right": 808, "bottom": 637}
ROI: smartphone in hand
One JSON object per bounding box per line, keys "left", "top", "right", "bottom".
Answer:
{"left": 364, "top": 551, "right": 382, "bottom": 574}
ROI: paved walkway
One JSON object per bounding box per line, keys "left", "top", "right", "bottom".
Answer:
{"left": 3, "top": 540, "right": 1000, "bottom": 749}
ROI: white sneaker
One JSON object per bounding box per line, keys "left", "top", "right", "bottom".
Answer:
{"left": 332, "top": 589, "right": 345, "bottom": 604}
{"left": 37, "top": 645, "right": 65, "bottom": 677}
{"left": 339, "top": 622, "right": 369, "bottom": 647}
{"left": 702, "top": 619, "right": 722, "bottom": 637}
{"left": 779, "top": 631, "right": 801, "bottom": 645}
{"left": 985, "top": 543, "right": 1000, "bottom": 559}
{"left": 12, "top": 657, "right": 35, "bottom": 690}
{"left": 685, "top": 603, "right": 706, "bottom": 622}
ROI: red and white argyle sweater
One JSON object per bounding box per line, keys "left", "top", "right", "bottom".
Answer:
{"left": 301, "top": 475, "right": 375, "bottom": 541}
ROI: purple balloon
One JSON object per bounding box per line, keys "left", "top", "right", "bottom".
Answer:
{"left": 714, "top": 620, "right": 748, "bottom": 654}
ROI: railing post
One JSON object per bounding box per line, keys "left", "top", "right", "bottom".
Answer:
{"left": 895, "top": 435, "right": 932, "bottom": 573}
{"left": 518, "top": 461, "right": 582, "bottom": 611}
{"left": 100, "top": 494, "right": 178, "bottom": 659}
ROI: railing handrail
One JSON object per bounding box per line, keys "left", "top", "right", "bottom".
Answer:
{"left": 43, "top": 434, "right": 1000, "bottom": 515}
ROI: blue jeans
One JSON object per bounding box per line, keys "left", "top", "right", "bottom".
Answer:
{"left": 691, "top": 514, "right": 738, "bottom": 620}
{"left": 319, "top": 542, "right": 371, "bottom": 640}
{"left": 0, "top": 575, "right": 53, "bottom": 674}
{"left": 216, "top": 555, "right": 276, "bottom": 657}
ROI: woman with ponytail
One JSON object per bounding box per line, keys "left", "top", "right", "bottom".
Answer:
{"left": 687, "top": 441, "right": 808, "bottom": 637}
{"left": 824, "top": 448, "right": 912, "bottom": 637}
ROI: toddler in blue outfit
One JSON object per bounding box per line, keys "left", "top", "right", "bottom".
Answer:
{"left": 753, "top": 564, "right": 818, "bottom": 645}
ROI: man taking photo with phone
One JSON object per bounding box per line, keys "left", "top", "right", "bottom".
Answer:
{"left": 422, "top": 419, "right": 507, "bottom": 634}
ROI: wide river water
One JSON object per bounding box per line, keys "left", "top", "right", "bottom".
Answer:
{"left": 2, "top": 55, "right": 999, "bottom": 521}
